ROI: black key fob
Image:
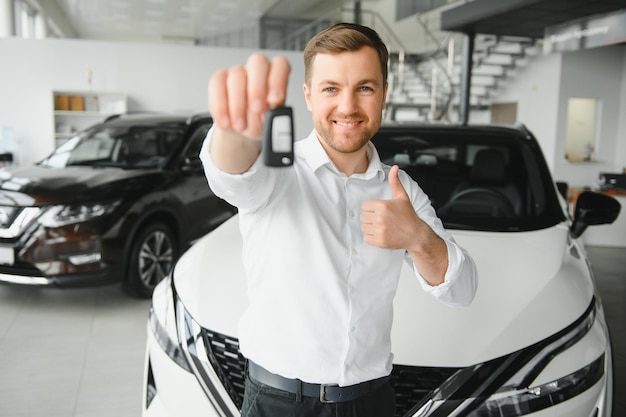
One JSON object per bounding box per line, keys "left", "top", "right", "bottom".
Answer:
{"left": 262, "top": 106, "right": 294, "bottom": 167}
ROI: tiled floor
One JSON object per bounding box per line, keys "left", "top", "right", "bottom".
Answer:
{"left": 0, "top": 246, "right": 623, "bottom": 417}
{"left": 0, "top": 284, "right": 150, "bottom": 417}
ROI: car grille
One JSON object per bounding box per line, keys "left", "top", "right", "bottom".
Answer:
{"left": 200, "top": 327, "right": 460, "bottom": 416}
{"left": 0, "top": 206, "right": 41, "bottom": 239}
{"left": 201, "top": 329, "right": 247, "bottom": 409}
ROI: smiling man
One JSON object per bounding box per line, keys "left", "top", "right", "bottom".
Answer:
{"left": 201, "top": 22, "right": 477, "bottom": 417}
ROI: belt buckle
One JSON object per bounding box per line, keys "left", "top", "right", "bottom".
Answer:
{"left": 319, "top": 383, "right": 339, "bottom": 403}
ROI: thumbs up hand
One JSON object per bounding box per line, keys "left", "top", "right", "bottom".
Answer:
{"left": 361, "top": 165, "right": 448, "bottom": 285}
{"left": 388, "top": 164, "right": 411, "bottom": 201}
{"left": 360, "top": 165, "right": 420, "bottom": 250}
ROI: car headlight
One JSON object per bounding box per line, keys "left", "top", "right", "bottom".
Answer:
{"left": 474, "top": 355, "right": 604, "bottom": 416}
{"left": 38, "top": 200, "right": 121, "bottom": 227}
{"left": 411, "top": 297, "right": 606, "bottom": 417}
{"left": 148, "top": 273, "right": 191, "bottom": 372}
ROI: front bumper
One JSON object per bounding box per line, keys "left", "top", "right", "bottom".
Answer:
{"left": 0, "top": 267, "right": 118, "bottom": 287}
{"left": 0, "top": 210, "right": 122, "bottom": 288}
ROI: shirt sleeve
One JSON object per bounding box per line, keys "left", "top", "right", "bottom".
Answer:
{"left": 410, "top": 242, "right": 478, "bottom": 307}
{"left": 199, "top": 126, "right": 271, "bottom": 212}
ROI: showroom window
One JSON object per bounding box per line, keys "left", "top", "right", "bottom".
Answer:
{"left": 11, "top": 0, "right": 54, "bottom": 39}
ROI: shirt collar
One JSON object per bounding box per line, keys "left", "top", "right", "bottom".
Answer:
{"left": 298, "top": 129, "right": 386, "bottom": 182}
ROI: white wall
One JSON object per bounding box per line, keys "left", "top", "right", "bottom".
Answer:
{"left": 482, "top": 52, "right": 562, "bottom": 172}
{"left": 0, "top": 37, "right": 311, "bottom": 165}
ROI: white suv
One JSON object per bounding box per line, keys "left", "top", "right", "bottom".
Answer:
{"left": 143, "top": 124, "right": 620, "bottom": 417}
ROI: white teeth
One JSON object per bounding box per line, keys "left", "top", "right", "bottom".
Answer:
{"left": 335, "top": 121, "right": 359, "bottom": 127}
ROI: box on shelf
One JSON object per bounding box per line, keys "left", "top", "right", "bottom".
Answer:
{"left": 55, "top": 95, "right": 70, "bottom": 111}
{"left": 69, "top": 96, "right": 85, "bottom": 111}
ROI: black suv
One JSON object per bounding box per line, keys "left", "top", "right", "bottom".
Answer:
{"left": 0, "top": 113, "right": 236, "bottom": 297}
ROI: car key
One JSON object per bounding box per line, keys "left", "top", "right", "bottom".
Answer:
{"left": 262, "top": 106, "right": 294, "bottom": 167}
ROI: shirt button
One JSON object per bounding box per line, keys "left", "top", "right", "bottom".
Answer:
{"left": 348, "top": 211, "right": 355, "bottom": 218}
{"left": 350, "top": 326, "right": 356, "bottom": 332}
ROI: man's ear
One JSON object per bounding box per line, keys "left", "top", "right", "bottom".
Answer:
{"left": 303, "top": 83, "right": 312, "bottom": 111}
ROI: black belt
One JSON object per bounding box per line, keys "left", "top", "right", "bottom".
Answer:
{"left": 247, "top": 361, "right": 390, "bottom": 403}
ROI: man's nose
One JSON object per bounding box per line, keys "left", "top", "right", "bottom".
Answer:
{"left": 337, "top": 92, "right": 358, "bottom": 114}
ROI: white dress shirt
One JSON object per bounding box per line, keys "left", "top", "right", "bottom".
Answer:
{"left": 201, "top": 129, "right": 477, "bottom": 386}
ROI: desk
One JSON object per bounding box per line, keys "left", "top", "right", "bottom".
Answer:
{"left": 568, "top": 188, "right": 626, "bottom": 247}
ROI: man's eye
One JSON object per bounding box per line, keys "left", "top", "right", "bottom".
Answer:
{"left": 323, "top": 87, "right": 336, "bottom": 93}
{"left": 360, "top": 86, "right": 374, "bottom": 93}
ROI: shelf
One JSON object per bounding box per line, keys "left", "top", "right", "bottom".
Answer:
{"left": 54, "top": 110, "right": 115, "bottom": 117}
{"left": 52, "top": 90, "right": 127, "bottom": 148}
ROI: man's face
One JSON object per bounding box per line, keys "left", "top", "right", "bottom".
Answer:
{"left": 303, "top": 46, "right": 388, "bottom": 156}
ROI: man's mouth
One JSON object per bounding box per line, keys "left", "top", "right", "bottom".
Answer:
{"left": 333, "top": 120, "right": 362, "bottom": 127}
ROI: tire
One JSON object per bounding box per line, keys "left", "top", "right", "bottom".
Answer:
{"left": 124, "top": 222, "right": 177, "bottom": 298}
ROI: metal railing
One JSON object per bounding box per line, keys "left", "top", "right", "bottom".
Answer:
{"left": 266, "top": 7, "right": 407, "bottom": 53}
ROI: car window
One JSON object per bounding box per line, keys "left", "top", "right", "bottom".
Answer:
{"left": 372, "top": 128, "right": 564, "bottom": 232}
{"left": 120, "top": 127, "right": 181, "bottom": 168}
{"left": 41, "top": 124, "right": 183, "bottom": 169}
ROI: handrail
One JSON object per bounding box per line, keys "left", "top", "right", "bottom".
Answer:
{"left": 345, "top": 8, "right": 408, "bottom": 53}
{"left": 414, "top": 15, "right": 456, "bottom": 120}
{"left": 265, "top": 8, "right": 341, "bottom": 50}
{"left": 266, "top": 7, "right": 407, "bottom": 53}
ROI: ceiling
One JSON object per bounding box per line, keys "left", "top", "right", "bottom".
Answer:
{"left": 39, "top": 0, "right": 626, "bottom": 45}
{"left": 43, "top": 0, "right": 350, "bottom": 44}
{"left": 441, "top": 0, "right": 626, "bottom": 39}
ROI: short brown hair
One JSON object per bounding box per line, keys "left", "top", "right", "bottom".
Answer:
{"left": 303, "top": 22, "right": 389, "bottom": 86}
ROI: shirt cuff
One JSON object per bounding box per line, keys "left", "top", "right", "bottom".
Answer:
{"left": 199, "top": 126, "right": 264, "bottom": 203}
{"left": 413, "top": 240, "right": 463, "bottom": 295}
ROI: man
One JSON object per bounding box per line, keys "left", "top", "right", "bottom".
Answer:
{"left": 201, "top": 22, "right": 477, "bottom": 417}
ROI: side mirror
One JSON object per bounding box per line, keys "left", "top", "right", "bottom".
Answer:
{"left": 571, "top": 191, "right": 621, "bottom": 238}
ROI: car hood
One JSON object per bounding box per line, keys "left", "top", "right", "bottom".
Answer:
{"left": 0, "top": 165, "right": 157, "bottom": 204}
{"left": 174, "top": 216, "right": 594, "bottom": 367}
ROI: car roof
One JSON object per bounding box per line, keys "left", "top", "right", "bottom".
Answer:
{"left": 101, "top": 112, "right": 212, "bottom": 128}
{"left": 378, "top": 122, "right": 530, "bottom": 136}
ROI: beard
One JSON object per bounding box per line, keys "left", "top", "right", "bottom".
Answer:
{"left": 314, "top": 113, "right": 381, "bottom": 155}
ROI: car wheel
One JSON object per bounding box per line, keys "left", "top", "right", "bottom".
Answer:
{"left": 124, "top": 222, "right": 178, "bottom": 298}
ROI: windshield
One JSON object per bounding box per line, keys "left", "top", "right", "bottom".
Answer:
{"left": 372, "top": 127, "right": 565, "bottom": 232}
{"left": 41, "top": 124, "right": 182, "bottom": 169}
